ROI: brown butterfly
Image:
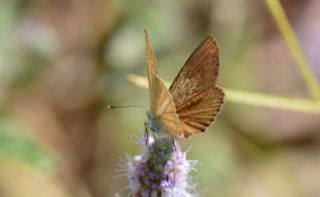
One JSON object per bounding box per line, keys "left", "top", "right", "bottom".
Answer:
{"left": 144, "top": 29, "right": 224, "bottom": 140}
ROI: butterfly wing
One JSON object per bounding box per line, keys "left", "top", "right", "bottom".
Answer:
{"left": 144, "top": 29, "right": 184, "bottom": 139}
{"left": 169, "top": 36, "right": 224, "bottom": 138}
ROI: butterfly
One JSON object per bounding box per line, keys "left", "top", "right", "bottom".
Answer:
{"left": 144, "top": 29, "right": 224, "bottom": 140}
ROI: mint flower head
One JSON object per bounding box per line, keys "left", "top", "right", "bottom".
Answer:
{"left": 116, "top": 136, "right": 198, "bottom": 197}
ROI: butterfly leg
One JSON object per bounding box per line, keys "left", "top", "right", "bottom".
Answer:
{"left": 172, "top": 138, "right": 176, "bottom": 151}
{"left": 144, "top": 122, "right": 149, "bottom": 146}
{"left": 150, "top": 129, "right": 157, "bottom": 141}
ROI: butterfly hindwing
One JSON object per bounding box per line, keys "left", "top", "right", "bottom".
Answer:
{"left": 176, "top": 87, "right": 224, "bottom": 137}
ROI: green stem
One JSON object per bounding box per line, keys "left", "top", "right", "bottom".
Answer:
{"left": 264, "top": 0, "right": 320, "bottom": 100}
{"left": 127, "top": 74, "right": 320, "bottom": 114}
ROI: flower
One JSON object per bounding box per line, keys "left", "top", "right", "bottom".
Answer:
{"left": 116, "top": 136, "right": 198, "bottom": 197}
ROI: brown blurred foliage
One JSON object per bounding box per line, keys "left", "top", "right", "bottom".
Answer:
{"left": 0, "top": 0, "right": 320, "bottom": 197}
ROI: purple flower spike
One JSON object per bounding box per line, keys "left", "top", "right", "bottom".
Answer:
{"left": 116, "top": 136, "right": 199, "bottom": 196}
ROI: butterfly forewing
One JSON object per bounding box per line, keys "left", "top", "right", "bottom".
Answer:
{"left": 144, "top": 29, "right": 184, "bottom": 139}
{"left": 144, "top": 29, "right": 159, "bottom": 90}
{"left": 149, "top": 74, "right": 184, "bottom": 139}
{"left": 169, "top": 36, "right": 224, "bottom": 138}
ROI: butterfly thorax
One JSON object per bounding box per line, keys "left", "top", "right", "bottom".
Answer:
{"left": 145, "top": 109, "right": 185, "bottom": 139}
{"left": 145, "top": 111, "right": 162, "bottom": 134}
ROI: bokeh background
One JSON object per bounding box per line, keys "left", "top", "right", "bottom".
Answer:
{"left": 1, "top": 0, "right": 320, "bottom": 196}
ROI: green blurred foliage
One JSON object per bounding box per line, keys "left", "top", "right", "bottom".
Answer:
{"left": 0, "top": 116, "right": 54, "bottom": 170}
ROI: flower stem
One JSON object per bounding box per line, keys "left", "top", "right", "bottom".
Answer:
{"left": 264, "top": 0, "right": 320, "bottom": 100}
{"left": 127, "top": 74, "right": 320, "bottom": 114}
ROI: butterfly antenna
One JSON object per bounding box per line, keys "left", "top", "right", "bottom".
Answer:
{"left": 107, "top": 105, "right": 146, "bottom": 110}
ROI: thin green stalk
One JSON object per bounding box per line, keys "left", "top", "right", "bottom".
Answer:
{"left": 224, "top": 88, "right": 320, "bottom": 114}
{"left": 127, "top": 74, "right": 320, "bottom": 114}
{"left": 265, "top": 0, "right": 320, "bottom": 100}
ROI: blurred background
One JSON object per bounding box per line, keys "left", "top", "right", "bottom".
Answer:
{"left": 0, "top": 0, "right": 320, "bottom": 196}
